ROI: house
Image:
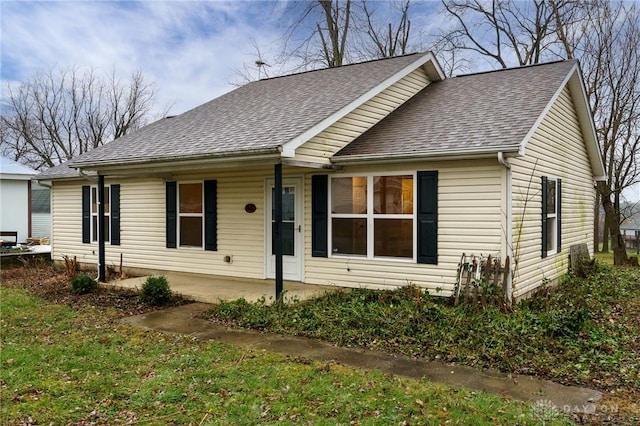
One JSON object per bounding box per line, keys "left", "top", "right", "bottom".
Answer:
{"left": 1, "top": 156, "right": 38, "bottom": 245}
{"left": 621, "top": 211, "right": 640, "bottom": 252}
{"left": 37, "top": 52, "right": 605, "bottom": 301}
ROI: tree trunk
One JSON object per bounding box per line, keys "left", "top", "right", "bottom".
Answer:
{"left": 602, "top": 214, "right": 609, "bottom": 253}
{"left": 600, "top": 190, "right": 629, "bottom": 265}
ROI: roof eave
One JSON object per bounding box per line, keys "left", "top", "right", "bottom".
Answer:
{"left": 332, "top": 146, "right": 521, "bottom": 165}
{"left": 70, "top": 147, "right": 283, "bottom": 176}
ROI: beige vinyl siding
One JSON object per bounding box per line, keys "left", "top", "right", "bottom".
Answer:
{"left": 52, "top": 160, "right": 505, "bottom": 294}
{"left": 304, "top": 159, "right": 504, "bottom": 295}
{"left": 294, "top": 68, "right": 430, "bottom": 164}
{"left": 51, "top": 167, "right": 294, "bottom": 279}
{"left": 510, "top": 86, "right": 596, "bottom": 298}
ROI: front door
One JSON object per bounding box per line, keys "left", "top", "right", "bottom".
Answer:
{"left": 266, "top": 178, "right": 303, "bottom": 281}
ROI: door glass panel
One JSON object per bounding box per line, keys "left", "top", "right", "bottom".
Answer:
{"left": 271, "top": 186, "right": 295, "bottom": 256}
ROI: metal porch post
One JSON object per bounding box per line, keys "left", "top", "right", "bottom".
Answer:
{"left": 98, "top": 174, "right": 106, "bottom": 282}
{"left": 274, "top": 163, "right": 283, "bottom": 300}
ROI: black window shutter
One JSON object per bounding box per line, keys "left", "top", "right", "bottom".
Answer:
{"left": 557, "top": 179, "right": 562, "bottom": 252}
{"left": 204, "top": 180, "right": 217, "bottom": 251}
{"left": 541, "top": 176, "right": 548, "bottom": 258}
{"left": 166, "top": 181, "right": 177, "bottom": 249}
{"left": 110, "top": 184, "right": 120, "bottom": 245}
{"left": 417, "top": 171, "right": 438, "bottom": 264}
{"left": 311, "top": 174, "right": 328, "bottom": 257}
{"left": 82, "top": 185, "right": 90, "bottom": 243}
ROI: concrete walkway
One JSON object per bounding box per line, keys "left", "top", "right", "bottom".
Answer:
{"left": 106, "top": 271, "right": 343, "bottom": 304}
{"left": 121, "top": 302, "right": 603, "bottom": 415}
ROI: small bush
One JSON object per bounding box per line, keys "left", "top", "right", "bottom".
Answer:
{"left": 70, "top": 274, "right": 97, "bottom": 295}
{"left": 139, "top": 276, "right": 172, "bottom": 306}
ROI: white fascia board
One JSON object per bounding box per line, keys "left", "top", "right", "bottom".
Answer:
{"left": 0, "top": 173, "right": 34, "bottom": 180}
{"left": 331, "top": 145, "right": 521, "bottom": 165}
{"left": 567, "top": 67, "right": 606, "bottom": 179}
{"left": 281, "top": 52, "right": 444, "bottom": 156}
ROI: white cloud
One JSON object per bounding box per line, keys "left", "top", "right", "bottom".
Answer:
{"left": 1, "top": 1, "right": 284, "bottom": 116}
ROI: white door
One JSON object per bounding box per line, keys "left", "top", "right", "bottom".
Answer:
{"left": 266, "top": 178, "right": 303, "bottom": 281}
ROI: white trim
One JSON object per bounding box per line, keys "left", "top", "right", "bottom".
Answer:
{"left": 331, "top": 145, "right": 521, "bottom": 165}
{"left": 281, "top": 52, "right": 444, "bottom": 155}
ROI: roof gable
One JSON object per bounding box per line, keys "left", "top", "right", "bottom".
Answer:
{"left": 69, "top": 52, "right": 443, "bottom": 170}
{"left": 335, "top": 60, "right": 581, "bottom": 160}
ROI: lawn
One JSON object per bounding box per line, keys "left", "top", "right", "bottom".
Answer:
{"left": 2, "top": 262, "right": 639, "bottom": 424}
{"left": 1, "top": 268, "right": 571, "bottom": 425}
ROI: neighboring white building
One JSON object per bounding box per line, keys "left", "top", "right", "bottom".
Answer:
{"left": 1, "top": 156, "right": 36, "bottom": 244}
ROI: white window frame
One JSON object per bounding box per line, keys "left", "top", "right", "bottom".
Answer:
{"left": 546, "top": 177, "right": 559, "bottom": 255}
{"left": 177, "top": 181, "right": 205, "bottom": 249}
{"left": 329, "top": 172, "right": 416, "bottom": 262}
{"left": 90, "top": 185, "right": 110, "bottom": 244}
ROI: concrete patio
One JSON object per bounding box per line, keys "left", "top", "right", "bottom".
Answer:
{"left": 104, "top": 271, "right": 343, "bottom": 305}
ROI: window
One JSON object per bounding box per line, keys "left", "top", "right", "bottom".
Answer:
{"left": 82, "top": 184, "right": 119, "bottom": 245}
{"left": 330, "top": 174, "right": 414, "bottom": 259}
{"left": 166, "top": 180, "right": 217, "bottom": 251}
{"left": 91, "top": 186, "right": 110, "bottom": 243}
{"left": 545, "top": 179, "right": 557, "bottom": 253}
{"left": 178, "top": 182, "right": 203, "bottom": 248}
{"left": 542, "top": 176, "right": 561, "bottom": 258}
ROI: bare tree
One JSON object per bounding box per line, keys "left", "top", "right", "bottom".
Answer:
{"left": 237, "top": 0, "right": 422, "bottom": 78}
{"left": 359, "top": 0, "right": 412, "bottom": 59}
{"left": 278, "top": 0, "right": 353, "bottom": 70}
{"left": 583, "top": 1, "right": 640, "bottom": 264}
{"left": 1, "top": 66, "right": 155, "bottom": 170}
{"left": 439, "top": 0, "right": 583, "bottom": 68}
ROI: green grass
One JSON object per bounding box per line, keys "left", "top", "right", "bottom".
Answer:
{"left": 0, "top": 286, "right": 572, "bottom": 425}
{"left": 594, "top": 251, "right": 614, "bottom": 265}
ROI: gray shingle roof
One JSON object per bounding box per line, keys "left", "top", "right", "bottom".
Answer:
{"left": 35, "top": 162, "right": 86, "bottom": 180}
{"left": 335, "top": 60, "right": 578, "bottom": 159}
{"left": 69, "top": 53, "right": 428, "bottom": 168}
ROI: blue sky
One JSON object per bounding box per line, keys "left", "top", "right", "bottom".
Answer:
{"left": 1, "top": 1, "right": 293, "bottom": 116}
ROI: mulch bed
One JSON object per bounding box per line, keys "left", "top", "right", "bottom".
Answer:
{"left": 0, "top": 264, "right": 190, "bottom": 317}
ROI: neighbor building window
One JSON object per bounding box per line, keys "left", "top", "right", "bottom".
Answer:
{"left": 330, "top": 174, "right": 414, "bottom": 259}
{"left": 91, "top": 186, "right": 110, "bottom": 243}
{"left": 178, "top": 182, "right": 203, "bottom": 248}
